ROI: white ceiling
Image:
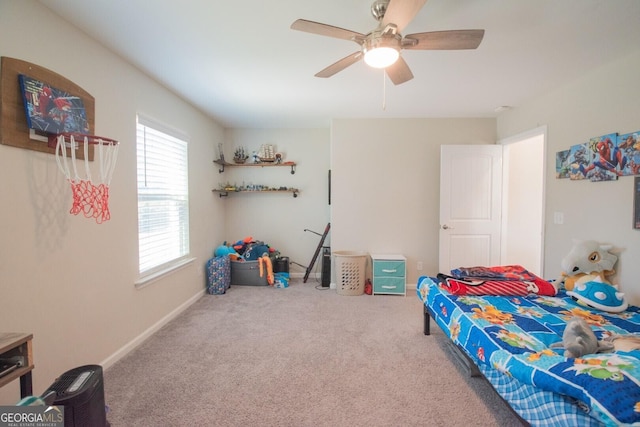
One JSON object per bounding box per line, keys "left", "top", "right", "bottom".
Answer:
{"left": 38, "top": 0, "right": 640, "bottom": 129}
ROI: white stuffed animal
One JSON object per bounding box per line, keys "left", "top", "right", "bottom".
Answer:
{"left": 559, "top": 240, "right": 617, "bottom": 291}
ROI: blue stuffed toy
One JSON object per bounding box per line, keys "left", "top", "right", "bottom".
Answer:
{"left": 567, "top": 277, "right": 628, "bottom": 313}
{"left": 214, "top": 243, "right": 240, "bottom": 260}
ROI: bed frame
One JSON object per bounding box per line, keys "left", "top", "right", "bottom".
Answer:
{"left": 423, "top": 303, "right": 533, "bottom": 426}
{"left": 423, "top": 305, "right": 480, "bottom": 376}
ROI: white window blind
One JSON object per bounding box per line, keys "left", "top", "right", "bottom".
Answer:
{"left": 136, "top": 116, "right": 190, "bottom": 276}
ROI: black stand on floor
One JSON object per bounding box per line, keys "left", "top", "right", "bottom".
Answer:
{"left": 293, "top": 223, "right": 330, "bottom": 283}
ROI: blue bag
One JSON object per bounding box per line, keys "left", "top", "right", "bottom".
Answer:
{"left": 206, "top": 255, "right": 231, "bottom": 295}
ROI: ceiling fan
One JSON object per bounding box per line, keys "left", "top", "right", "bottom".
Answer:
{"left": 291, "top": 0, "right": 484, "bottom": 85}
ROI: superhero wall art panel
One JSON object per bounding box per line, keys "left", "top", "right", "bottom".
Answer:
{"left": 565, "top": 132, "right": 640, "bottom": 181}
{"left": 618, "top": 132, "right": 640, "bottom": 176}
{"left": 18, "top": 74, "right": 89, "bottom": 136}
{"left": 556, "top": 149, "right": 570, "bottom": 179}
{"left": 567, "top": 141, "right": 595, "bottom": 181}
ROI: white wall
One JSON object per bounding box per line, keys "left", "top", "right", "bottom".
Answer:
{"left": 498, "top": 50, "right": 640, "bottom": 304}
{"left": 0, "top": 1, "right": 224, "bottom": 402}
{"left": 220, "top": 128, "right": 330, "bottom": 277}
{"left": 330, "top": 118, "right": 497, "bottom": 285}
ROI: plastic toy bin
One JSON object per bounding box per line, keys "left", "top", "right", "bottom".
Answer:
{"left": 230, "top": 260, "right": 268, "bottom": 286}
{"left": 333, "top": 251, "right": 367, "bottom": 296}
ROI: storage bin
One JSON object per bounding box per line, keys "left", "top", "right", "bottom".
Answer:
{"left": 231, "top": 260, "right": 268, "bottom": 286}
{"left": 333, "top": 251, "right": 367, "bottom": 296}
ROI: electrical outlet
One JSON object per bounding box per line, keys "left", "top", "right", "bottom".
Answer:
{"left": 417, "top": 261, "right": 423, "bottom": 271}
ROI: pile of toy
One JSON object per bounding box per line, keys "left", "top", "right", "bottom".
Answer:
{"left": 214, "top": 237, "right": 290, "bottom": 288}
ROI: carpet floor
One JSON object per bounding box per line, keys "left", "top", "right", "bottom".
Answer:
{"left": 103, "top": 279, "right": 523, "bottom": 426}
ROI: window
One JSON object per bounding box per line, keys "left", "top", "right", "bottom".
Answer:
{"left": 136, "top": 116, "right": 190, "bottom": 278}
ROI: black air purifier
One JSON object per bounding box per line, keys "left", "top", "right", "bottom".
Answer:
{"left": 321, "top": 247, "right": 331, "bottom": 287}
{"left": 44, "top": 364, "right": 109, "bottom": 427}
{"left": 274, "top": 256, "right": 290, "bottom": 273}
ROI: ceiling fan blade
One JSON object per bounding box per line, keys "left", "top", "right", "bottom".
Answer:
{"left": 291, "top": 19, "right": 364, "bottom": 42}
{"left": 403, "top": 29, "right": 485, "bottom": 50}
{"left": 385, "top": 57, "right": 414, "bottom": 85}
{"left": 382, "top": 0, "right": 428, "bottom": 33}
{"left": 315, "top": 51, "right": 363, "bottom": 78}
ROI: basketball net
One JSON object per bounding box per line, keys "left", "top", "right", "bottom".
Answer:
{"left": 55, "top": 133, "right": 119, "bottom": 224}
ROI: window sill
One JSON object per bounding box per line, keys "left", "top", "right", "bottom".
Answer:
{"left": 135, "top": 257, "right": 196, "bottom": 290}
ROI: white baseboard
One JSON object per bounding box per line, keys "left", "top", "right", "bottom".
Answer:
{"left": 101, "top": 289, "right": 204, "bottom": 370}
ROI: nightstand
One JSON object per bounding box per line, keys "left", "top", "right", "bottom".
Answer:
{"left": 370, "top": 254, "right": 406, "bottom": 296}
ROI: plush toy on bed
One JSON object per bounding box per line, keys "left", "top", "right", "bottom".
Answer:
{"left": 567, "top": 276, "right": 628, "bottom": 313}
{"left": 605, "top": 334, "right": 640, "bottom": 352}
{"left": 558, "top": 240, "right": 618, "bottom": 291}
{"left": 551, "top": 317, "right": 614, "bottom": 358}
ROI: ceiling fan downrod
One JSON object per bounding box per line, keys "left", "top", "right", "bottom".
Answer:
{"left": 371, "top": 0, "right": 390, "bottom": 21}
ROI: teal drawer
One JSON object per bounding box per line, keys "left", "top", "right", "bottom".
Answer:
{"left": 373, "top": 277, "right": 405, "bottom": 294}
{"left": 373, "top": 260, "right": 405, "bottom": 278}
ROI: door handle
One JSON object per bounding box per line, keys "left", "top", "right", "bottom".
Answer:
{"left": 441, "top": 224, "right": 454, "bottom": 230}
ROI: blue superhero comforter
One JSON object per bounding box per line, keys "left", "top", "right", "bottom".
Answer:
{"left": 418, "top": 276, "right": 640, "bottom": 426}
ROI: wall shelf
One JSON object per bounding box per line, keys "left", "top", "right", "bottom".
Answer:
{"left": 212, "top": 189, "right": 299, "bottom": 198}
{"left": 214, "top": 159, "right": 296, "bottom": 174}
{"left": 213, "top": 157, "right": 298, "bottom": 197}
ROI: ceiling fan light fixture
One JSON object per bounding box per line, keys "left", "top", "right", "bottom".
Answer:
{"left": 363, "top": 33, "right": 401, "bottom": 69}
{"left": 364, "top": 47, "right": 399, "bottom": 68}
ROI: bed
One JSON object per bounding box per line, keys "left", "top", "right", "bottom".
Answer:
{"left": 418, "top": 273, "right": 640, "bottom": 426}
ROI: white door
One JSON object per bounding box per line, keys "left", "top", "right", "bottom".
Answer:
{"left": 439, "top": 145, "right": 503, "bottom": 273}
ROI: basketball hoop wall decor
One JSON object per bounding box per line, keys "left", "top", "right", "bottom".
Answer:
{"left": 54, "top": 133, "right": 119, "bottom": 224}
{"left": 0, "top": 57, "right": 119, "bottom": 223}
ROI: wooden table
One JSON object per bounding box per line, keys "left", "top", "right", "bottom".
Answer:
{"left": 0, "top": 333, "right": 34, "bottom": 398}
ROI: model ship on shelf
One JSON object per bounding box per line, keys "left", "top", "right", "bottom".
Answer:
{"left": 233, "top": 147, "right": 249, "bottom": 164}
{"left": 257, "top": 144, "right": 275, "bottom": 162}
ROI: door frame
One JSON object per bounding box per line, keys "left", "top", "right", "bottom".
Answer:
{"left": 498, "top": 125, "right": 547, "bottom": 276}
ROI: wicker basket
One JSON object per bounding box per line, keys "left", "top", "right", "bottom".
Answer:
{"left": 333, "top": 251, "right": 367, "bottom": 296}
